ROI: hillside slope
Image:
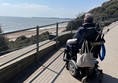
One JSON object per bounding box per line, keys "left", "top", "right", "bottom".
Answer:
{"left": 89, "top": 0, "right": 118, "bottom": 17}
{"left": 66, "top": 0, "right": 118, "bottom": 30}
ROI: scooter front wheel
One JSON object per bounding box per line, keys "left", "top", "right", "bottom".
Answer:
{"left": 68, "top": 60, "right": 78, "bottom": 77}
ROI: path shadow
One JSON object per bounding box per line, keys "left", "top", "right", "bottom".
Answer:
{"left": 75, "top": 73, "right": 118, "bottom": 83}
{"left": 100, "top": 73, "right": 118, "bottom": 83}
{"left": 8, "top": 47, "right": 64, "bottom": 83}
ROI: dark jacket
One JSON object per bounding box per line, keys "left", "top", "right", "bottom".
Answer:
{"left": 73, "top": 23, "right": 104, "bottom": 58}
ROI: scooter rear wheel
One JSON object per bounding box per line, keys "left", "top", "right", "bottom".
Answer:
{"left": 82, "top": 76, "right": 87, "bottom": 83}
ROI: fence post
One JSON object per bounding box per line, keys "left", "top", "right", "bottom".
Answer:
{"left": 56, "top": 22, "right": 58, "bottom": 48}
{"left": 36, "top": 26, "right": 39, "bottom": 64}
{"left": 71, "top": 22, "right": 73, "bottom": 37}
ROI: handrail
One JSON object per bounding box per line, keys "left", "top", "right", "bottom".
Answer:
{"left": 0, "top": 21, "right": 69, "bottom": 35}
{"left": 0, "top": 20, "right": 70, "bottom": 64}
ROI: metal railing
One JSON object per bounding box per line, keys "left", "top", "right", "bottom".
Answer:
{"left": 0, "top": 21, "right": 70, "bottom": 56}
{"left": 93, "top": 15, "right": 118, "bottom": 23}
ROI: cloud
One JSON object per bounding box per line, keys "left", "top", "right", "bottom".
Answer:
{"left": 0, "top": 3, "right": 52, "bottom": 17}
{"left": 0, "top": 3, "right": 77, "bottom": 18}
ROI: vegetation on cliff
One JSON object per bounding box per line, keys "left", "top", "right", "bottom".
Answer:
{"left": 66, "top": 0, "right": 118, "bottom": 31}
{"left": 0, "top": 27, "right": 9, "bottom": 55}
{"left": 0, "top": 30, "right": 50, "bottom": 55}
{"left": 89, "top": 0, "right": 118, "bottom": 17}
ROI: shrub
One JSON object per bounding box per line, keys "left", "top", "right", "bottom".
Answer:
{"left": 66, "top": 19, "right": 83, "bottom": 31}
{"left": 9, "top": 31, "right": 50, "bottom": 49}
{"left": 0, "top": 27, "right": 9, "bottom": 55}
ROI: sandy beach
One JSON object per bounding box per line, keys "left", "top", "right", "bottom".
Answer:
{"left": 5, "top": 23, "right": 67, "bottom": 41}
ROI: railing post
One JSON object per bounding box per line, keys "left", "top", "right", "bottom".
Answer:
{"left": 36, "top": 26, "right": 39, "bottom": 64}
{"left": 71, "top": 22, "right": 73, "bottom": 37}
{"left": 56, "top": 22, "right": 58, "bottom": 48}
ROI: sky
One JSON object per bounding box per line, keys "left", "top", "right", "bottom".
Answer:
{"left": 0, "top": 0, "right": 108, "bottom": 18}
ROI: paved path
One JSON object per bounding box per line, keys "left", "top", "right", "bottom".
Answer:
{"left": 98, "top": 21, "right": 118, "bottom": 83}
{"left": 23, "top": 22, "right": 118, "bottom": 83}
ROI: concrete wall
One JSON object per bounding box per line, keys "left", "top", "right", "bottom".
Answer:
{"left": 0, "top": 31, "right": 74, "bottom": 83}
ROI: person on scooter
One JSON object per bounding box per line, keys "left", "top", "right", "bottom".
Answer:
{"left": 64, "top": 13, "right": 104, "bottom": 62}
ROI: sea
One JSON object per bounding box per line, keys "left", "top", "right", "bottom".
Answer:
{"left": 0, "top": 16, "right": 70, "bottom": 33}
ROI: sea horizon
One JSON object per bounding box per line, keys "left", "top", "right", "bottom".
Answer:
{"left": 0, "top": 16, "right": 71, "bottom": 33}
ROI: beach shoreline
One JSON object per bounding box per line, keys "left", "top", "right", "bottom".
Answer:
{"left": 5, "top": 25, "right": 67, "bottom": 41}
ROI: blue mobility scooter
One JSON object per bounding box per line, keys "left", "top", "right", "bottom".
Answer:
{"left": 63, "top": 41, "right": 105, "bottom": 83}
{"left": 63, "top": 28, "right": 109, "bottom": 83}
